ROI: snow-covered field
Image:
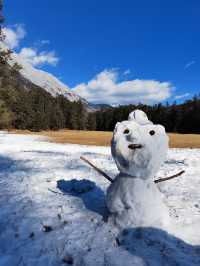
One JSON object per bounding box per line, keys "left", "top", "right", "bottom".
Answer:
{"left": 0, "top": 132, "right": 200, "bottom": 266}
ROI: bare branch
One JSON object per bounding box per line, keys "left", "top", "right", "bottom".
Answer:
{"left": 154, "top": 170, "right": 185, "bottom": 184}
{"left": 80, "top": 156, "right": 114, "bottom": 183}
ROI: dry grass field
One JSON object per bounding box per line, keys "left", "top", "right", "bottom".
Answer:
{"left": 9, "top": 129, "right": 200, "bottom": 148}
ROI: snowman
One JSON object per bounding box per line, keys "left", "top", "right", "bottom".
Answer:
{"left": 106, "top": 110, "right": 170, "bottom": 229}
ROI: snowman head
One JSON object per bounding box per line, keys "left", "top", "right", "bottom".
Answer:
{"left": 111, "top": 110, "right": 168, "bottom": 179}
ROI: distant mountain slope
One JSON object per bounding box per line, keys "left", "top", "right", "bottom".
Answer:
{"left": 89, "top": 103, "right": 112, "bottom": 110}
{"left": 0, "top": 42, "right": 82, "bottom": 102}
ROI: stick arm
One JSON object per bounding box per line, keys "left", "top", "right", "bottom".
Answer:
{"left": 80, "top": 156, "right": 185, "bottom": 184}
{"left": 80, "top": 156, "right": 114, "bottom": 183}
{"left": 154, "top": 170, "right": 185, "bottom": 184}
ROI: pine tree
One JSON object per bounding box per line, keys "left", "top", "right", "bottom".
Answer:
{"left": 0, "top": 99, "right": 13, "bottom": 128}
{"left": 87, "top": 113, "right": 96, "bottom": 130}
{"left": 76, "top": 101, "right": 88, "bottom": 130}
{"left": 11, "top": 62, "right": 23, "bottom": 75}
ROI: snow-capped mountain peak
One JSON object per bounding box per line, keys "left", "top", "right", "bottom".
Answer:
{"left": 0, "top": 42, "right": 81, "bottom": 102}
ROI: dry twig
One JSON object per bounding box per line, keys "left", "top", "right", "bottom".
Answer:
{"left": 154, "top": 170, "right": 185, "bottom": 183}
{"left": 80, "top": 156, "right": 113, "bottom": 183}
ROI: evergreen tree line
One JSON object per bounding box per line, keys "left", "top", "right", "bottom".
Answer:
{"left": 95, "top": 97, "right": 200, "bottom": 133}
{"left": 0, "top": 60, "right": 94, "bottom": 131}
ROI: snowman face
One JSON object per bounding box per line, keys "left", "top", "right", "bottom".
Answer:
{"left": 111, "top": 119, "right": 168, "bottom": 179}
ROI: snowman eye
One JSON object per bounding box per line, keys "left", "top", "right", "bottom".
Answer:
{"left": 123, "top": 129, "right": 130, "bottom": 134}
{"left": 149, "top": 130, "right": 155, "bottom": 136}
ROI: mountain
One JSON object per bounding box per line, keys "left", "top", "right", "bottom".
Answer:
{"left": 0, "top": 42, "right": 99, "bottom": 130}
{"left": 89, "top": 103, "right": 112, "bottom": 110}
{"left": 0, "top": 42, "right": 84, "bottom": 103}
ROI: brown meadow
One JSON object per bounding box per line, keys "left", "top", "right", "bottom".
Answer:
{"left": 9, "top": 129, "right": 200, "bottom": 148}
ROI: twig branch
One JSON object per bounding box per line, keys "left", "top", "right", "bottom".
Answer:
{"left": 154, "top": 170, "right": 185, "bottom": 184}
{"left": 80, "top": 156, "right": 114, "bottom": 183}
{"left": 80, "top": 156, "right": 185, "bottom": 184}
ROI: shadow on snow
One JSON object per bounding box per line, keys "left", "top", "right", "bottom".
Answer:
{"left": 116, "top": 227, "right": 200, "bottom": 266}
{"left": 57, "top": 179, "right": 108, "bottom": 219}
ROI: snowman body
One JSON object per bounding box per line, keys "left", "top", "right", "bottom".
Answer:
{"left": 106, "top": 110, "right": 170, "bottom": 229}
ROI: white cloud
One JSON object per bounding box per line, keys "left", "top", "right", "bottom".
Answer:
{"left": 175, "top": 93, "right": 190, "bottom": 99}
{"left": 3, "top": 24, "right": 26, "bottom": 49}
{"left": 72, "top": 69, "right": 173, "bottom": 105}
{"left": 185, "top": 61, "right": 195, "bottom": 69}
{"left": 19, "top": 47, "right": 59, "bottom": 67}
{"left": 2, "top": 24, "right": 59, "bottom": 67}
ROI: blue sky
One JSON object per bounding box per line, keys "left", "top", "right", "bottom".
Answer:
{"left": 3, "top": 0, "right": 200, "bottom": 105}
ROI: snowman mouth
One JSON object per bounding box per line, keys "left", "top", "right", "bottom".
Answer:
{"left": 128, "top": 144, "right": 143, "bottom": 150}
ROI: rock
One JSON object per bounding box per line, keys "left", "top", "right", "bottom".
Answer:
{"left": 42, "top": 225, "right": 53, "bottom": 233}
{"left": 62, "top": 254, "right": 73, "bottom": 265}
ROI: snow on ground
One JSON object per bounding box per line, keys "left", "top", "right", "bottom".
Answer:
{"left": 0, "top": 132, "right": 200, "bottom": 266}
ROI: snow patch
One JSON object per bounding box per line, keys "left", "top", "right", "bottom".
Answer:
{"left": 0, "top": 132, "right": 199, "bottom": 265}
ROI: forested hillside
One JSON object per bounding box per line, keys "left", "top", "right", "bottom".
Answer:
{"left": 0, "top": 48, "right": 94, "bottom": 131}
